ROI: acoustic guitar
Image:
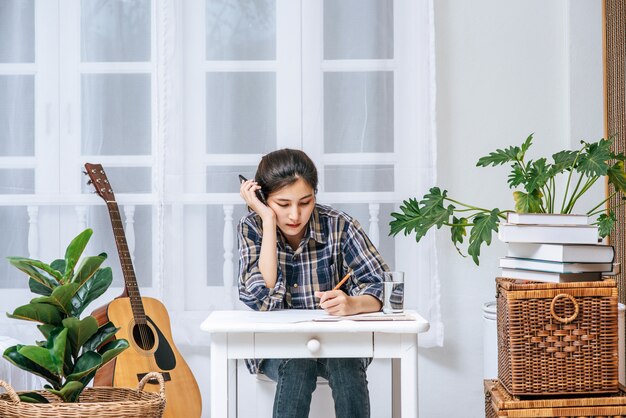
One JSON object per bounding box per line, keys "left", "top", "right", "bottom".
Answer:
{"left": 85, "top": 163, "right": 202, "bottom": 418}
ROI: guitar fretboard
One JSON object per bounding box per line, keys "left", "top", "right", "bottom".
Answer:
{"left": 106, "top": 200, "right": 147, "bottom": 324}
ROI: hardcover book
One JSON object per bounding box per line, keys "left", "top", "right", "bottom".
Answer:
{"left": 499, "top": 267, "right": 602, "bottom": 283}
{"left": 506, "top": 243, "right": 614, "bottom": 263}
{"left": 498, "top": 223, "right": 599, "bottom": 244}
{"left": 506, "top": 212, "right": 591, "bottom": 225}
{"left": 499, "top": 257, "right": 613, "bottom": 273}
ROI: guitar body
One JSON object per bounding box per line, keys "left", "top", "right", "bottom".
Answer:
{"left": 94, "top": 297, "right": 202, "bottom": 418}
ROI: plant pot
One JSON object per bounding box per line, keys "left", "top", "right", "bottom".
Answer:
{"left": 0, "top": 372, "right": 165, "bottom": 418}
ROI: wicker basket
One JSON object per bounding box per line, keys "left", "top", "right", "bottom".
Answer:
{"left": 497, "top": 277, "right": 619, "bottom": 396}
{"left": 0, "top": 372, "right": 165, "bottom": 418}
{"left": 485, "top": 379, "right": 626, "bottom": 417}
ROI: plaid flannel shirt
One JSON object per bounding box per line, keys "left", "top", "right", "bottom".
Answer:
{"left": 237, "top": 204, "right": 387, "bottom": 374}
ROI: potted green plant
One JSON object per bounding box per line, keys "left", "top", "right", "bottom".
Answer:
{"left": 390, "top": 135, "right": 626, "bottom": 265}
{"left": 1, "top": 228, "right": 129, "bottom": 403}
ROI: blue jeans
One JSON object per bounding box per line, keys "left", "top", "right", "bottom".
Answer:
{"left": 260, "top": 358, "right": 370, "bottom": 418}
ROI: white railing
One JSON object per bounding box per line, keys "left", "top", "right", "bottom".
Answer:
{"left": 3, "top": 194, "right": 389, "bottom": 309}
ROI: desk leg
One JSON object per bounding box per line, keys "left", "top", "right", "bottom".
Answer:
{"left": 211, "top": 333, "right": 229, "bottom": 418}
{"left": 400, "top": 333, "right": 418, "bottom": 418}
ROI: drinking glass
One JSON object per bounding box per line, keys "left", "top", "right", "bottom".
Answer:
{"left": 382, "top": 271, "right": 404, "bottom": 314}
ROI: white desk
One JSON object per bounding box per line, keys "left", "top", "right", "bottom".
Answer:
{"left": 201, "top": 310, "right": 429, "bottom": 418}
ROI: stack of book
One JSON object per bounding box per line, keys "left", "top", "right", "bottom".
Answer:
{"left": 497, "top": 213, "right": 617, "bottom": 283}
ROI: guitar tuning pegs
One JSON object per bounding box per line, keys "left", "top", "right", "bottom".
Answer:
{"left": 82, "top": 170, "right": 88, "bottom": 175}
{"left": 86, "top": 180, "right": 93, "bottom": 185}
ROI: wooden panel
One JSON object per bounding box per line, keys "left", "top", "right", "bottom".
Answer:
{"left": 605, "top": 0, "right": 626, "bottom": 303}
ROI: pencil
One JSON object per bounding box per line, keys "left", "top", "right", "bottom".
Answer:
{"left": 332, "top": 270, "right": 353, "bottom": 291}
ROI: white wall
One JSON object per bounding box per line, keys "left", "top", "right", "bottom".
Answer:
{"left": 420, "top": 0, "right": 603, "bottom": 416}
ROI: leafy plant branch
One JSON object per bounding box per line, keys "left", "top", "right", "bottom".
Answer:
{"left": 3, "top": 229, "right": 129, "bottom": 403}
{"left": 390, "top": 135, "right": 626, "bottom": 265}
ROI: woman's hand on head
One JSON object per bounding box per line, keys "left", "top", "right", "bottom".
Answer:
{"left": 314, "top": 290, "right": 359, "bottom": 316}
{"left": 240, "top": 179, "right": 276, "bottom": 222}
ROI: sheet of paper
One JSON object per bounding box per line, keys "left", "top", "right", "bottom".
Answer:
{"left": 312, "top": 312, "right": 415, "bottom": 322}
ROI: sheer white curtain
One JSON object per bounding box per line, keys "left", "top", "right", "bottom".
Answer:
{"left": 0, "top": 0, "right": 440, "bottom": 407}
{"left": 160, "top": 0, "right": 442, "bottom": 346}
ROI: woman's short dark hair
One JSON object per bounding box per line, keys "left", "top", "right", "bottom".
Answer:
{"left": 255, "top": 149, "right": 318, "bottom": 196}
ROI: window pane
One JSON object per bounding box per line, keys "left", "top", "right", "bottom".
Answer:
{"left": 206, "top": 166, "right": 257, "bottom": 193}
{"left": 324, "top": 0, "right": 393, "bottom": 60}
{"left": 87, "top": 205, "right": 152, "bottom": 288}
{"left": 206, "top": 204, "right": 248, "bottom": 286}
{"left": 0, "top": 207, "right": 29, "bottom": 288}
{"left": 206, "top": 0, "right": 276, "bottom": 60}
{"left": 330, "top": 203, "right": 396, "bottom": 269}
{"left": 81, "top": 0, "right": 151, "bottom": 62}
{"left": 0, "top": 0, "right": 34, "bottom": 63}
{"left": 0, "top": 169, "right": 34, "bottom": 194}
{"left": 206, "top": 72, "right": 276, "bottom": 154}
{"left": 81, "top": 167, "right": 151, "bottom": 194}
{"left": 324, "top": 72, "right": 394, "bottom": 153}
{"left": 0, "top": 75, "right": 34, "bottom": 156}
{"left": 82, "top": 74, "right": 151, "bottom": 155}
{"left": 324, "top": 165, "right": 394, "bottom": 192}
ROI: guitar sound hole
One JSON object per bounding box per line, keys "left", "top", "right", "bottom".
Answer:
{"left": 132, "top": 323, "right": 156, "bottom": 350}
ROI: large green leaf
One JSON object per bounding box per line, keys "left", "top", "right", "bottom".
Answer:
{"left": 70, "top": 254, "right": 107, "bottom": 285}
{"left": 419, "top": 187, "right": 447, "bottom": 217}
{"left": 18, "top": 328, "right": 68, "bottom": 375}
{"left": 71, "top": 267, "right": 112, "bottom": 316}
{"left": 450, "top": 216, "right": 468, "bottom": 256}
{"left": 607, "top": 161, "right": 626, "bottom": 193}
{"left": 3, "top": 345, "right": 60, "bottom": 387}
{"left": 416, "top": 188, "right": 454, "bottom": 233}
{"left": 46, "top": 381, "right": 84, "bottom": 403}
{"left": 37, "top": 324, "right": 59, "bottom": 340}
{"left": 467, "top": 209, "right": 500, "bottom": 265}
{"left": 596, "top": 211, "right": 617, "bottom": 238}
{"left": 31, "top": 283, "right": 80, "bottom": 316}
{"left": 7, "top": 257, "right": 60, "bottom": 291}
{"left": 63, "top": 229, "right": 93, "bottom": 282}
{"left": 525, "top": 158, "right": 551, "bottom": 192}
{"left": 8, "top": 303, "right": 62, "bottom": 326}
{"left": 513, "top": 190, "right": 543, "bottom": 213}
{"left": 99, "top": 339, "right": 129, "bottom": 365}
{"left": 518, "top": 133, "right": 534, "bottom": 159}
{"left": 28, "top": 278, "right": 54, "bottom": 296}
{"left": 66, "top": 351, "right": 102, "bottom": 382}
{"left": 83, "top": 322, "right": 120, "bottom": 352}
{"left": 450, "top": 216, "right": 468, "bottom": 245}
{"left": 476, "top": 145, "right": 521, "bottom": 167}
{"left": 50, "top": 259, "right": 66, "bottom": 276}
{"left": 577, "top": 139, "right": 612, "bottom": 177}
{"left": 18, "top": 392, "right": 50, "bottom": 403}
{"left": 62, "top": 316, "right": 99, "bottom": 358}
{"left": 552, "top": 150, "right": 579, "bottom": 173}
{"left": 390, "top": 198, "right": 423, "bottom": 237}
{"left": 506, "top": 163, "right": 525, "bottom": 189}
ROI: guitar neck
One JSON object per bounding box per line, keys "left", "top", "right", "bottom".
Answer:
{"left": 106, "top": 200, "right": 147, "bottom": 323}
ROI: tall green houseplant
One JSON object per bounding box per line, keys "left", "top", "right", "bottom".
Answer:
{"left": 390, "top": 135, "right": 626, "bottom": 265}
{"left": 2, "top": 228, "right": 129, "bottom": 403}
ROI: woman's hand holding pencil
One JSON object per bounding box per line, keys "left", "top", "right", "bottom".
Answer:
{"left": 315, "top": 270, "right": 357, "bottom": 316}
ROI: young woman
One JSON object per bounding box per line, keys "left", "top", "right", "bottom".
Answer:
{"left": 237, "top": 148, "right": 388, "bottom": 418}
